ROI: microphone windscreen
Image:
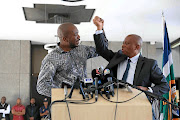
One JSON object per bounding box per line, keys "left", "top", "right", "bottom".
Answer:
{"left": 104, "top": 69, "right": 111, "bottom": 76}
{"left": 104, "top": 69, "right": 114, "bottom": 77}
{"left": 91, "top": 69, "right": 100, "bottom": 78}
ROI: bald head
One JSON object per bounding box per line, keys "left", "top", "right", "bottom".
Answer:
{"left": 57, "top": 22, "right": 80, "bottom": 50}
{"left": 126, "top": 34, "right": 142, "bottom": 51}
{"left": 57, "top": 23, "right": 76, "bottom": 41}
{"left": 122, "top": 34, "right": 143, "bottom": 58}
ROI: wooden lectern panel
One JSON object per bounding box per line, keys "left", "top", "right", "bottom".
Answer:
{"left": 51, "top": 88, "right": 152, "bottom": 120}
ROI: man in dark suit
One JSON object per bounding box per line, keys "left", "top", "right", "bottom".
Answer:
{"left": 26, "top": 98, "right": 40, "bottom": 120}
{"left": 93, "top": 16, "right": 169, "bottom": 96}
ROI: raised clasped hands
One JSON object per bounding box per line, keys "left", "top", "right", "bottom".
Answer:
{"left": 93, "top": 16, "right": 104, "bottom": 30}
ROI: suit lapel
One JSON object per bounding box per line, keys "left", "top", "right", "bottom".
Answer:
{"left": 133, "top": 55, "right": 144, "bottom": 85}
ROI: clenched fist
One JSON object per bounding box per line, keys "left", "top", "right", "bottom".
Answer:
{"left": 93, "top": 16, "right": 104, "bottom": 30}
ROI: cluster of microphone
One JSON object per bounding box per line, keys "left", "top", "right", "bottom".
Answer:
{"left": 63, "top": 67, "right": 133, "bottom": 101}
{"left": 83, "top": 67, "right": 115, "bottom": 101}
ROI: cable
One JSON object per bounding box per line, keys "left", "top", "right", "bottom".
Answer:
{"left": 100, "top": 91, "right": 143, "bottom": 103}
{"left": 114, "top": 78, "right": 119, "bottom": 120}
{"left": 65, "top": 97, "right": 71, "bottom": 120}
{"left": 49, "top": 95, "right": 96, "bottom": 119}
{"left": 65, "top": 100, "right": 97, "bottom": 104}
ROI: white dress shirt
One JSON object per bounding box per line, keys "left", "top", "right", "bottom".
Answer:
{"left": 95, "top": 30, "right": 103, "bottom": 35}
{"left": 117, "top": 53, "right": 140, "bottom": 84}
{"left": 0, "top": 103, "right": 10, "bottom": 117}
{"left": 116, "top": 53, "right": 153, "bottom": 92}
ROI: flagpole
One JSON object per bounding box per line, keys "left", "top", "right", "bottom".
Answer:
{"left": 162, "top": 11, "right": 172, "bottom": 120}
{"left": 162, "top": 11, "right": 165, "bottom": 50}
{"left": 160, "top": 11, "right": 164, "bottom": 120}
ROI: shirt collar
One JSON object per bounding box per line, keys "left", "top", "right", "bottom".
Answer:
{"left": 56, "top": 46, "right": 78, "bottom": 54}
{"left": 128, "top": 53, "right": 140, "bottom": 63}
{"left": 56, "top": 46, "right": 66, "bottom": 53}
{"left": 1, "top": 103, "right": 5, "bottom": 106}
{"left": 31, "top": 104, "right": 35, "bottom": 107}
{"left": 43, "top": 105, "right": 49, "bottom": 109}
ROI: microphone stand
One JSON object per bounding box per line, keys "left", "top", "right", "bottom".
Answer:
{"left": 68, "top": 77, "right": 86, "bottom": 99}
{"left": 113, "top": 77, "right": 180, "bottom": 108}
{"left": 94, "top": 77, "right": 99, "bottom": 101}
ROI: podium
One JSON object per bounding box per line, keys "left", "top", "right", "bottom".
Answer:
{"left": 51, "top": 88, "right": 152, "bottom": 120}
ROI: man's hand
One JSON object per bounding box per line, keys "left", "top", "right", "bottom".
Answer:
{"left": 45, "top": 110, "right": 49, "bottom": 115}
{"left": 29, "top": 117, "right": 34, "bottom": 120}
{"left": 93, "top": 16, "right": 104, "bottom": 30}
{"left": 137, "top": 86, "right": 148, "bottom": 91}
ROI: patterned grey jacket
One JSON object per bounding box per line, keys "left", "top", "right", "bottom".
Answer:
{"left": 37, "top": 45, "right": 98, "bottom": 97}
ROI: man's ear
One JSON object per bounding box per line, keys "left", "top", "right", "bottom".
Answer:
{"left": 62, "top": 36, "right": 68, "bottom": 42}
{"left": 136, "top": 44, "right": 140, "bottom": 51}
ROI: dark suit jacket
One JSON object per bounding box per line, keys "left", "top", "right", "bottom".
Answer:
{"left": 26, "top": 104, "right": 40, "bottom": 120}
{"left": 94, "top": 33, "right": 169, "bottom": 96}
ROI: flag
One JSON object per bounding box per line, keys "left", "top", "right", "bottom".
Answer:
{"left": 160, "top": 17, "right": 179, "bottom": 120}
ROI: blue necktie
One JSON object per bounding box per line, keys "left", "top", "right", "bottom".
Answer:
{"left": 122, "top": 59, "right": 131, "bottom": 82}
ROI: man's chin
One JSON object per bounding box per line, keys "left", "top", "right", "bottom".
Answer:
{"left": 70, "top": 44, "right": 78, "bottom": 48}
{"left": 75, "top": 43, "right": 79, "bottom": 47}
{"left": 122, "top": 50, "right": 128, "bottom": 56}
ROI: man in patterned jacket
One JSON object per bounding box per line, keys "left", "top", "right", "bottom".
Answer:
{"left": 37, "top": 23, "right": 100, "bottom": 97}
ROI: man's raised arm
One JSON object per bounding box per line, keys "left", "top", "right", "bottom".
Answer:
{"left": 93, "top": 16, "right": 115, "bottom": 61}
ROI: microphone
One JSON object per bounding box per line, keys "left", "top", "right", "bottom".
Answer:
{"left": 98, "top": 66, "right": 104, "bottom": 74}
{"left": 64, "top": 85, "right": 68, "bottom": 97}
{"left": 68, "top": 77, "right": 86, "bottom": 99}
{"left": 98, "top": 81, "right": 114, "bottom": 100}
{"left": 61, "top": 82, "right": 71, "bottom": 97}
{"left": 104, "top": 69, "right": 115, "bottom": 97}
{"left": 92, "top": 68, "right": 104, "bottom": 84}
{"left": 91, "top": 69, "right": 100, "bottom": 78}
{"left": 83, "top": 78, "right": 93, "bottom": 98}
{"left": 104, "top": 69, "right": 111, "bottom": 76}
{"left": 83, "top": 78, "right": 93, "bottom": 88}
{"left": 84, "top": 81, "right": 114, "bottom": 93}
{"left": 91, "top": 69, "right": 101, "bottom": 101}
{"left": 91, "top": 69, "right": 115, "bottom": 101}
{"left": 94, "top": 77, "right": 98, "bottom": 101}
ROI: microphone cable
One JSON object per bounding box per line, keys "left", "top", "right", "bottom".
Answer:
{"left": 99, "top": 91, "right": 143, "bottom": 103}
{"left": 49, "top": 88, "right": 97, "bottom": 120}
{"left": 98, "top": 81, "right": 143, "bottom": 103}
{"left": 49, "top": 99, "right": 97, "bottom": 120}
{"left": 65, "top": 95, "right": 72, "bottom": 120}
{"left": 114, "top": 77, "right": 119, "bottom": 120}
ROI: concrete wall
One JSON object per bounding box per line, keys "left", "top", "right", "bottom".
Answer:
{"left": 0, "top": 40, "right": 31, "bottom": 107}
{"left": 172, "top": 46, "right": 180, "bottom": 77}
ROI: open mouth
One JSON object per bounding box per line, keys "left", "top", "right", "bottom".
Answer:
{"left": 76, "top": 40, "right": 80, "bottom": 44}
